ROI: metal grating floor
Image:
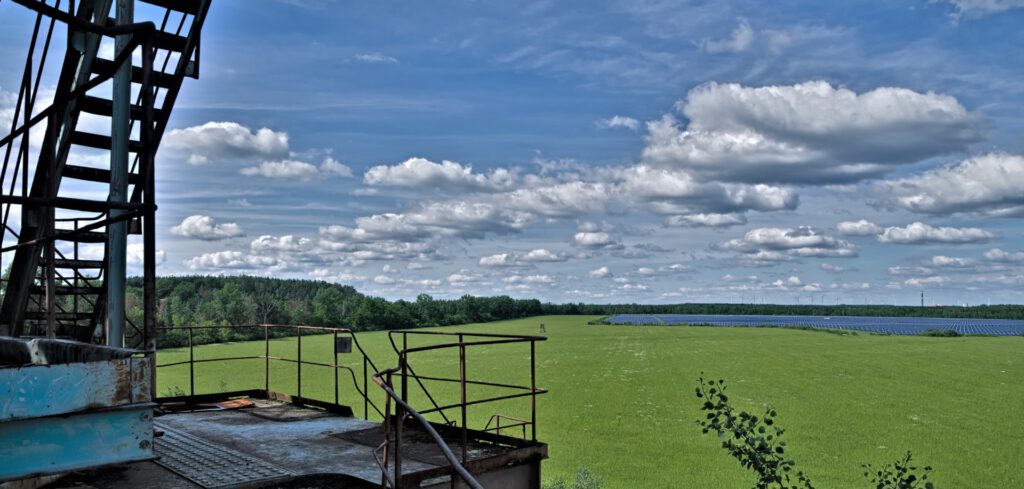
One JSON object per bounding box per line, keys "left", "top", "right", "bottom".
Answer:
{"left": 154, "top": 422, "right": 295, "bottom": 489}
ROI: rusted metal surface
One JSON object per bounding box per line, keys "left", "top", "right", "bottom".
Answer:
{"left": 154, "top": 424, "right": 293, "bottom": 489}
{"left": 484, "top": 414, "right": 531, "bottom": 439}
{"left": 0, "top": 336, "right": 137, "bottom": 365}
{"left": 373, "top": 330, "right": 547, "bottom": 489}
{"left": 0, "top": 403, "right": 155, "bottom": 481}
{"left": 0, "top": 355, "right": 151, "bottom": 421}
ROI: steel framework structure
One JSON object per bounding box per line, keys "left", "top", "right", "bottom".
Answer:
{"left": 0, "top": 0, "right": 210, "bottom": 352}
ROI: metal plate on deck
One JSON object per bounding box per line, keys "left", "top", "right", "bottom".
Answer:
{"left": 154, "top": 423, "right": 294, "bottom": 489}
{"left": 334, "top": 336, "right": 352, "bottom": 354}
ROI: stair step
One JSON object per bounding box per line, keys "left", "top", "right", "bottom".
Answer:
{"left": 87, "top": 57, "right": 177, "bottom": 90}
{"left": 104, "top": 19, "right": 189, "bottom": 53}
{"left": 69, "top": 131, "right": 144, "bottom": 153}
{"left": 30, "top": 285, "right": 103, "bottom": 296}
{"left": 53, "top": 230, "right": 107, "bottom": 243}
{"left": 153, "top": 30, "right": 190, "bottom": 53}
{"left": 139, "top": 0, "right": 201, "bottom": 16}
{"left": 63, "top": 164, "right": 142, "bottom": 185}
{"left": 24, "top": 311, "right": 95, "bottom": 322}
{"left": 40, "top": 259, "right": 106, "bottom": 269}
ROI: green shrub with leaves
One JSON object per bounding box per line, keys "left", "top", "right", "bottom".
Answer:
{"left": 696, "top": 375, "right": 938, "bottom": 489}
{"left": 695, "top": 374, "right": 814, "bottom": 489}
{"left": 543, "top": 467, "right": 602, "bottom": 489}
{"left": 862, "top": 451, "right": 934, "bottom": 489}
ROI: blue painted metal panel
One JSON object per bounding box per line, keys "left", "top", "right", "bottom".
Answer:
{"left": 0, "top": 404, "right": 155, "bottom": 481}
{"left": 0, "top": 357, "right": 152, "bottom": 422}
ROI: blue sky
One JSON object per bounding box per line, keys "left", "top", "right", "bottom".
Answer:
{"left": 3, "top": 0, "right": 1024, "bottom": 305}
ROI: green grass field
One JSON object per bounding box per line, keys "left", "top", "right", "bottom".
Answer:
{"left": 155, "top": 315, "right": 1023, "bottom": 488}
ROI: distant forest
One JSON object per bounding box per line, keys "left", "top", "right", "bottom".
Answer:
{"left": 125, "top": 275, "right": 1024, "bottom": 347}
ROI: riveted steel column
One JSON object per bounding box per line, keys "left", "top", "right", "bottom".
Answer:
{"left": 106, "top": 0, "right": 133, "bottom": 347}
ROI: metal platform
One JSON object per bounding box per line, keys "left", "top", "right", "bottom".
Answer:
{"left": 39, "top": 399, "right": 545, "bottom": 489}
{"left": 154, "top": 424, "right": 294, "bottom": 489}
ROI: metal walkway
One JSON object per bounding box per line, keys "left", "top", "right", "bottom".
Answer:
{"left": 154, "top": 423, "right": 294, "bottom": 489}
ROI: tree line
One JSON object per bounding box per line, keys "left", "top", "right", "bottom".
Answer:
{"left": 123, "top": 275, "right": 1024, "bottom": 348}
{"left": 125, "top": 275, "right": 544, "bottom": 347}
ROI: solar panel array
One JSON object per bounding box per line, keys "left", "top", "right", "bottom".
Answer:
{"left": 604, "top": 314, "right": 1024, "bottom": 336}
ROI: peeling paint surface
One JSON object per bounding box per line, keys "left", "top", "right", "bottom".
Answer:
{"left": 0, "top": 357, "right": 151, "bottom": 422}
{"left": 0, "top": 404, "right": 155, "bottom": 481}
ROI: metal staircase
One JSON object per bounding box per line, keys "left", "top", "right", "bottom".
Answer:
{"left": 0, "top": 0, "right": 211, "bottom": 348}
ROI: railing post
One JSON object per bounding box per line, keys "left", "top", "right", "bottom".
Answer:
{"left": 43, "top": 113, "right": 56, "bottom": 339}
{"left": 141, "top": 36, "right": 156, "bottom": 355}
{"left": 296, "top": 325, "right": 302, "bottom": 402}
{"left": 333, "top": 331, "right": 339, "bottom": 407}
{"left": 395, "top": 382, "right": 403, "bottom": 485}
{"left": 264, "top": 325, "right": 270, "bottom": 395}
{"left": 392, "top": 368, "right": 403, "bottom": 488}
{"left": 382, "top": 371, "right": 392, "bottom": 488}
{"left": 401, "top": 333, "right": 408, "bottom": 404}
{"left": 531, "top": 339, "right": 537, "bottom": 441}
{"left": 459, "top": 334, "right": 467, "bottom": 463}
{"left": 188, "top": 327, "right": 194, "bottom": 398}
{"left": 72, "top": 219, "right": 79, "bottom": 323}
{"left": 363, "top": 355, "right": 369, "bottom": 420}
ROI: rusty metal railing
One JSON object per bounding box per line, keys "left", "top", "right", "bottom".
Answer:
{"left": 372, "top": 330, "right": 547, "bottom": 489}
{"left": 483, "top": 413, "right": 531, "bottom": 439}
{"left": 153, "top": 326, "right": 547, "bottom": 488}
{"left": 154, "top": 324, "right": 385, "bottom": 419}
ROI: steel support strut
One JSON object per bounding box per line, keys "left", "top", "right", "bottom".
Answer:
{"left": 106, "top": 0, "right": 134, "bottom": 347}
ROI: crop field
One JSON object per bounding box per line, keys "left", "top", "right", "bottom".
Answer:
{"left": 606, "top": 313, "right": 1024, "bottom": 335}
{"left": 156, "top": 316, "right": 1023, "bottom": 488}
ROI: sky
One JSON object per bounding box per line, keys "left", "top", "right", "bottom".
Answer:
{"left": 3, "top": 0, "right": 1024, "bottom": 305}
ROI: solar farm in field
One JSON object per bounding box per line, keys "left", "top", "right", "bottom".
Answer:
{"left": 605, "top": 313, "right": 1024, "bottom": 335}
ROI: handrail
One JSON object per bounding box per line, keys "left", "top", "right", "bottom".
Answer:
{"left": 152, "top": 324, "right": 546, "bottom": 488}
{"left": 386, "top": 332, "right": 453, "bottom": 426}
{"left": 373, "top": 367, "right": 485, "bottom": 489}
{"left": 154, "top": 324, "right": 385, "bottom": 419}
{"left": 484, "top": 414, "right": 531, "bottom": 438}
{"left": 373, "top": 330, "right": 546, "bottom": 488}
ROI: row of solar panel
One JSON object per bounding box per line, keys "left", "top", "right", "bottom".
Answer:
{"left": 604, "top": 314, "right": 1024, "bottom": 336}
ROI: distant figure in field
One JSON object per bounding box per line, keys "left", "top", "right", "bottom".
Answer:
{"left": 539, "top": 323, "right": 546, "bottom": 333}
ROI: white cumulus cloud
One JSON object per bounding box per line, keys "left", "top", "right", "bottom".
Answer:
{"left": 479, "top": 253, "right": 517, "bottom": 267}
{"left": 883, "top": 153, "right": 1024, "bottom": 216}
{"left": 714, "top": 226, "right": 857, "bottom": 258}
{"left": 364, "top": 157, "right": 515, "bottom": 192}
{"left": 164, "top": 122, "right": 289, "bottom": 164}
{"left": 170, "top": 215, "right": 245, "bottom": 241}
{"left": 983, "top": 248, "right": 1024, "bottom": 262}
{"left": 665, "top": 213, "right": 747, "bottom": 228}
{"left": 185, "top": 250, "right": 278, "bottom": 271}
{"left": 877, "top": 222, "right": 995, "bottom": 244}
{"left": 596, "top": 115, "right": 640, "bottom": 130}
{"left": 837, "top": 219, "right": 882, "bottom": 236}
{"left": 642, "top": 81, "right": 984, "bottom": 184}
